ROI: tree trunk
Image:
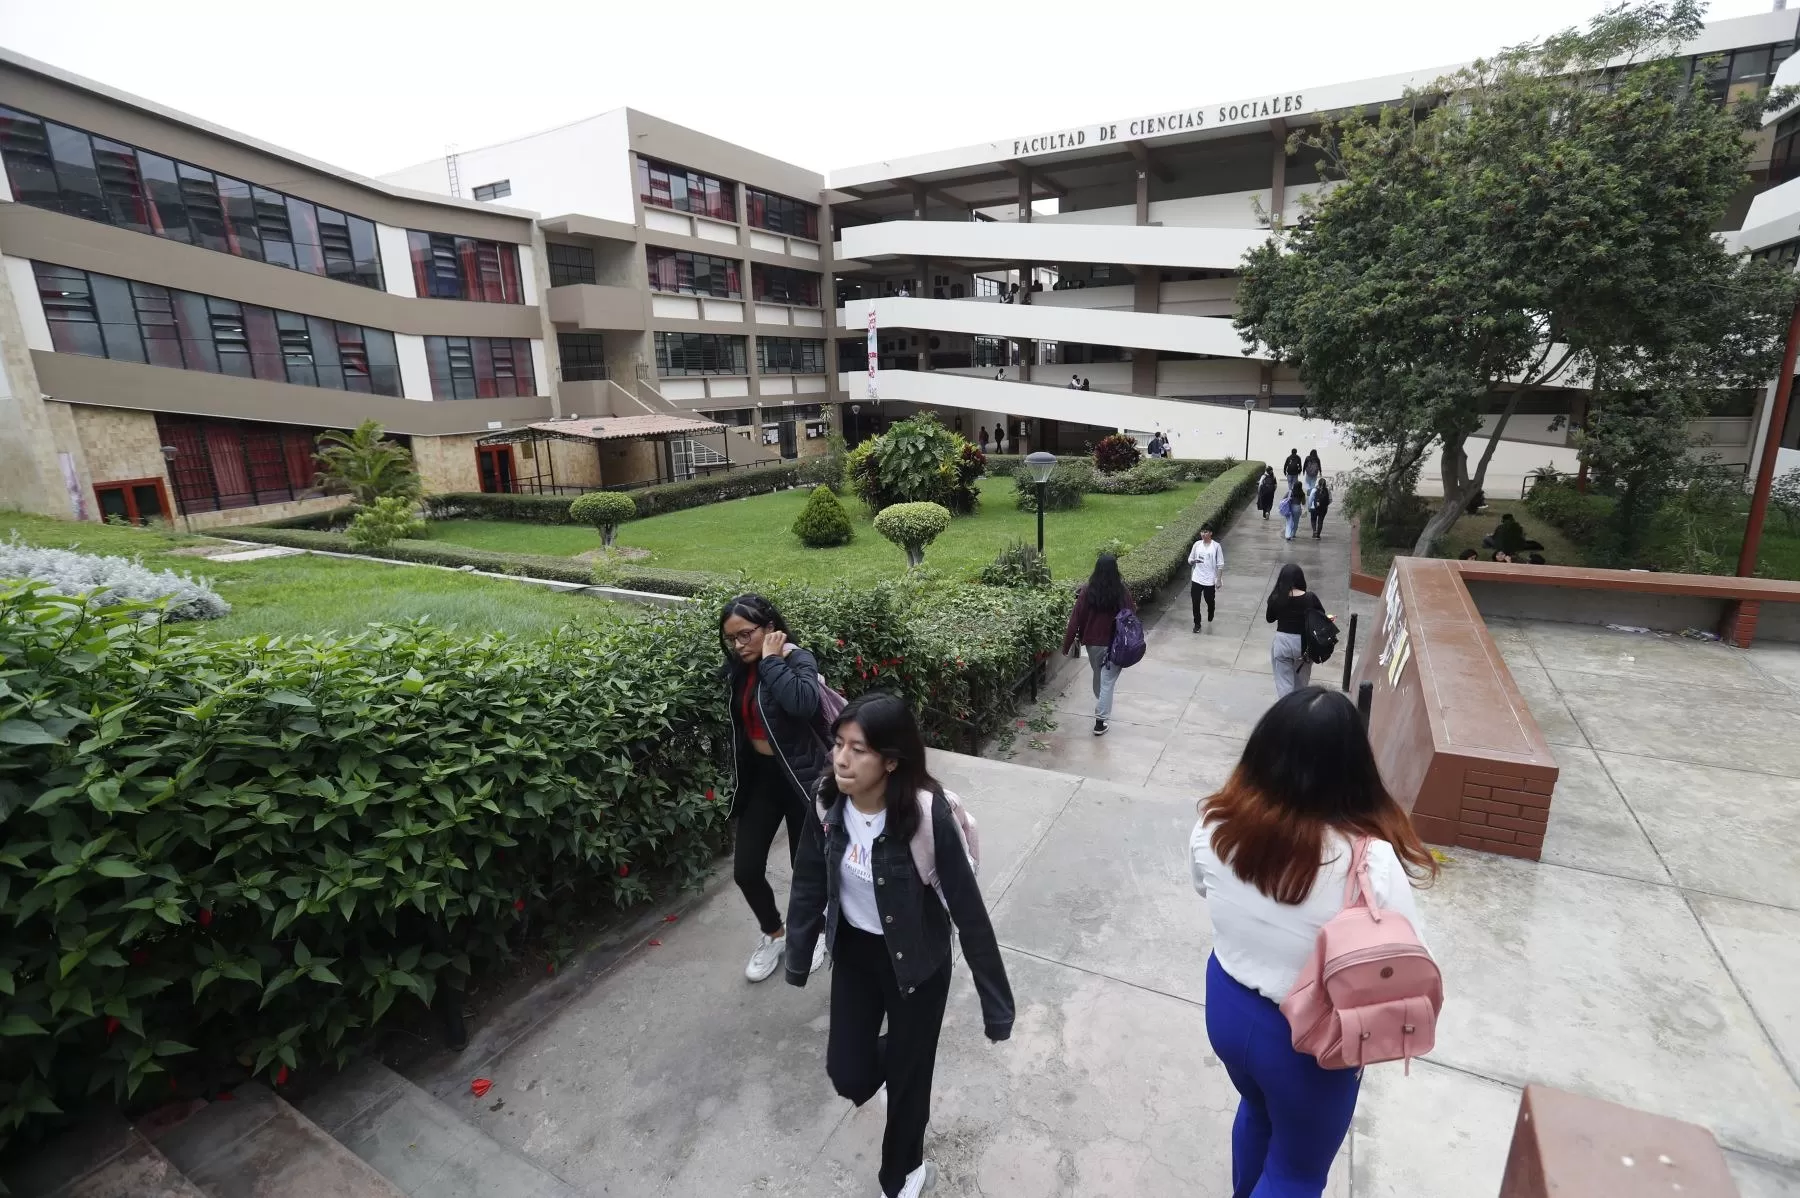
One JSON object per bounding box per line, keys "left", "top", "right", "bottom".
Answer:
{"left": 1413, "top": 439, "right": 1473, "bottom": 556}
{"left": 906, "top": 545, "right": 925, "bottom": 568}
{"left": 602, "top": 525, "right": 617, "bottom": 548}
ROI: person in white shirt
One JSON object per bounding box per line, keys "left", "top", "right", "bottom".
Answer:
{"left": 1186, "top": 524, "right": 1224, "bottom": 632}
{"left": 1189, "top": 687, "right": 1438, "bottom": 1198}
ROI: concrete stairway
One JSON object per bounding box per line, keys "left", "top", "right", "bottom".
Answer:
{"left": 3, "top": 1061, "right": 577, "bottom": 1198}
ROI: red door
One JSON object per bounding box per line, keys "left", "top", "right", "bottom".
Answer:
{"left": 476, "top": 445, "right": 516, "bottom": 493}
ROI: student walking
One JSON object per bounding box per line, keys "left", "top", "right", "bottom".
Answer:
{"left": 786, "top": 692, "right": 1014, "bottom": 1198}
{"left": 1282, "top": 448, "right": 1302, "bottom": 486}
{"left": 1280, "top": 478, "right": 1305, "bottom": 542}
{"left": 720, "top": 594, "right": 830, "bottom": 982}
{"left": 1308, "top": 477, "right": 1332, "bottom": 539}
{"left": 1190, "top": 687, "right": 1437, "bottom": 1198}
{"left": 1266, "top": 564, "right": 1327, "bottom": 699}
{"left": 1187, "top": 524, "right": 1224, "bottom": 632}
{"left": 1301, "top": 449, "right": 1322, "bottom": 502}
{"left": 978, "top": 426, "right": 990, "bottom": 453}
{"left": 1062, "top": 553, "right": 1136, "bottom": 736}
{"left": 1256, "top": 467, "right": 1278, "bottom": 521}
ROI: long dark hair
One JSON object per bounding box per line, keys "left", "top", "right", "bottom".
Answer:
{"left": 718, "top": 593, "right": 791, "bottom": 673}
{"left": 1083, "top": 553, "right": 1127, "bottom": 613}
{"left": 1269, "top": 563, "right": 1308, "bottom": 605}
{"left": 1202, "top": 687, "right": 1437, "bottom": 904}
{"left": 819, "top": 690, "right": 938, "bottom": 844}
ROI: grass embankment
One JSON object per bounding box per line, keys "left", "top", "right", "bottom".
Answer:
{"left": 3, "top": 513, "right": 625, "bottom": 639}
{"left": 426, "top": 482, "right": 1211, "bottom": 586}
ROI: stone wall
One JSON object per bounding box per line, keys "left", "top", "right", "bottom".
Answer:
{"left": 413, "top": 434, "right": 483, "bottom": 493}
{"left": 184, "top": 494, "right": 345, "bottom": 531}
{"left": 72, "top": 406, "right": 167, "bottom": 487}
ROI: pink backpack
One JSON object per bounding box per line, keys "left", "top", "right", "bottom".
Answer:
{"left": 816, "top": 788, "right": 980, "bottom": 903}
{"left": 1280, "top": 837, "right": 1442, "bottom": 1072}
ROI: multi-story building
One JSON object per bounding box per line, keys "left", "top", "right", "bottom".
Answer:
{"left": 380, "top": 110, "right": 838, "bottom": 471}
{"left": 822, "top": 7, "right": 1800, "bottom": 494}
{"left": 3, "top": 7, "right": 1797, "bottom": 526}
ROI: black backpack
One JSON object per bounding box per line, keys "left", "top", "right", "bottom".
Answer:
{"left": 1302, "top": 605, "right": 1339, "bottom": 664}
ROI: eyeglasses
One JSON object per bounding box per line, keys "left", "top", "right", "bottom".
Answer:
{"left": 725, "top": 625, "right": 765, "bottom": 647}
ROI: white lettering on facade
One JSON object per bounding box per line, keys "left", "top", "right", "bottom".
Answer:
{"left": 1216, "top": 94, "right": 1304, "bottom": 125}
{"left": 1011, "top": 94, "right": 1306, "bottom": 161}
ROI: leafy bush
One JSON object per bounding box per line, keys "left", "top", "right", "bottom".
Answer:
{"left": 345, "top": 497, "right": 426, "bottom": 550}
{"left": 0, "top": 571, "right": 1067, "bottom": 1146}
{"left": 1769, "top": 468, "right": 1800, "bottom": 533}
{"left": 569, "top": 492, "right": 638, "bottom": 548}
{"left": 798, "top": 434, "right": 847, "bottom": 492}
{"left": 873, "top": 502, "right": 951, "bottom": 567}
{"left": 847, "top": 415, "right": 982, "bottom": 515}
{"left": 977, "top": 540, "right": 1052, "bottom": 589}
{"left": 315, "top": 421, "right": 421, "bottom": 506}
{"left": 791, "top": 486, "right": 854, "bottom": 548}
{"left": 1093, "top": 433, "right": 1142, "bottom": 474}
{"left": 1116, "top": 461, "right": 1263, "bottom": 600}
{"left": 1525, "top": 478, "right": 1612, "bottom": 549}
{"left": 1091, "top": 459, "right": 1178, "bottom": 495}
{"left": 419, "top": 462, "right": 808, "bottom": 526}
{"left": 1013, "top": 460, "right": 1093, "bottom": 512}
{"left": 0, "top": 537, "right": 228, "bottom": 620}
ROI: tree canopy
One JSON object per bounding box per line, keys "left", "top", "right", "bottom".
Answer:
{"left": 1236, "top": 0, "right": 1800, "bottom": 554}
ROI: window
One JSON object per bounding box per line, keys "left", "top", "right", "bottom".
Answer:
{"left": 1754, "top": 237, "right": 1800, "bottom": 271}
{"left": 31, "top": 260, "right": 403, "bottom": 397}
{"left": 156, "top": 413, "right": 335, "bottom": 514}
{"left": 558, "top": 332, "right": 607, "bottom": 381}
{"left": 646, "top": 246, "right": 741, "bottom": 297}
{"left": 0, "top": 106, "right": 384, "bottom": 289}
{"left": 93, "top": 477, "right": 171, "bottom": 526}
{"left": 974, "top": 276, "right": 1002, "bottom": 298}
{"left": 472, "top": 179, "right": 512, "bottom": 201}
{"left": 745, "top": 188, "right": 818, "bottom": 240}
{"left": 756, "top": 337, "right": 825, "bottom": 374}
{"left": 655, "top": 332, "right": 747, "bottom": 375}
{"left": 752, "top": 265, "right": 821, "bottom": 307}
{"left": 1773, "top": 112, "right": 1800, "bottom": 186}
{"left": 701, "top": 408, "right": 754, "bottom": 426}
{"left": 423, "top": 336, "right": 538, "bottom": 398}
{"left": 406, "top": 231, "right": 526, "bottom": 302}
{"left": 636, "top": 157, "right": 736, "bottom": 222}
{"left": 547, "top": 243, "right": 596, "bottom": 287}
{"left": 972, "top": 335, "right": 1008, "bottom": 368}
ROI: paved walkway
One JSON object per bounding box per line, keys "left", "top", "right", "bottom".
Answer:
{"left": 389, "top": 499, "right": 1800, "bottom": 1197}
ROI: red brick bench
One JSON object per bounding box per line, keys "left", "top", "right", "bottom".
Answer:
{"left": 1500, "top": 1084, "right": 1739, "bottom": 1197}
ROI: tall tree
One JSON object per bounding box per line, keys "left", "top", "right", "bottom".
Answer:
{"left": 1237, "top": 0, "right": 1800, "bottom": 555}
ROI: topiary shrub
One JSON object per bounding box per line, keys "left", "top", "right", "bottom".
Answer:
{"left": 569, "top": 491, "right": 638, "bottom": 548}
{"left": 345, "top": 496, "right": 426, "bottom": 550}
{"left": 792, "top": 485, "right": 854, "bottom": 547}
{"left": 873, "top": 501, "right": 951, "bottom": 568}
{"left": 1093, "top": 433, "right": 1142, "bottom": 474}
{"left": 1013, "top": 460, "right": 1092, "bottom": 512}
{"left": 977, "top": 540, "right": 1051, "bottom": 589}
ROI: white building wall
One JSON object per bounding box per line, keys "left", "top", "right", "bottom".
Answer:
{"left": 374, "top": 225, "right": 417, "bottom": 298}
{"left": 380, "top": 109, "right": 637, "bottom": 225}
{"left": 3, "top": 256, "right": 53, "bottom": 351}
{"left": 394, "top": 334, "right": 433, "bottom": 402}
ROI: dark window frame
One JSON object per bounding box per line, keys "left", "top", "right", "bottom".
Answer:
{"left": 646, "top": 246, "right": 741, "bottom": 297}
{"left": 636, "top": 156, "right": 736, "bottom": 222}
{"left": 546, "top": 242, "right": 597, "bottom": 287}
{"left": 756, "top": 336, "right": 826, "bottom": 375}
{"left": 0, "top": 105, "right": 384, "bottom": 291}
{"left": 406, "top": 230, "right": 527, "bottom": 303}
{"left": 745, "top": 187, "right": 819, "bottom": 240}
{"left": 654, "top": 331, "right": 748, "bottom": 376}
{"left": 472, "top": 179, "right": 512, "bottom": 201}
{"left": 752, "top": 264, "right": 822, "bottom": 307}
{"left": 557, "top": 331, "right": 607, "bottom": 381}
{"left": 423, "top": 335, "right": 539, "bottom": 398}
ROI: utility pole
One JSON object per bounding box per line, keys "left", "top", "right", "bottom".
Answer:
{"left": 1737, "top": 301, "right": 1800, "bottom": 576}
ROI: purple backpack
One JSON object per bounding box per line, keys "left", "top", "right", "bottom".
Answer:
{"left": 1109, "top": 608, "right": 1146, "bottom": 669}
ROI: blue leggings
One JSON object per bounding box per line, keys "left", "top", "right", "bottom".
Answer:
{"left": 1205, "top": 954, "right": 1360, "bottom": 1197}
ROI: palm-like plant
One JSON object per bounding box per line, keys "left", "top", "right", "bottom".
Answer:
{"left": 314, "top": 421, "right": 422, "bottom": 506}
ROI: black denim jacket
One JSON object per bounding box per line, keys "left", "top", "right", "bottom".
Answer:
{"left": 724, "top": 648, "right": 829, "bottom": 817}
{"left": 783, "top": 790, "right": 1015, "bottom": 1041}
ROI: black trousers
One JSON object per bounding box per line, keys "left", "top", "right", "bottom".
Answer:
{"left": 829, "top": 920, "right": 952, "bottom": 1197}
{"left": 733, "top": 749, "right": 803, "bottom": 935}
{"left": 1310, "top": 507, "right": 1328, "bottom": 536}
{"left": 1190, "top": 582, "right": 1216, "bottom": 627}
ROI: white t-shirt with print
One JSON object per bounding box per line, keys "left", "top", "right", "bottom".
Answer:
{"left": 839, "top": 806, "right": 887, "bottom": 934}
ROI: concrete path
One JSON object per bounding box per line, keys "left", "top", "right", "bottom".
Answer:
{"left": 389, "top": 495, "right": 1800, "bottom": 1196}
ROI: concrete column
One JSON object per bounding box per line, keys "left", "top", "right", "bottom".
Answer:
{"left": 918, "top": 255, "right": 932, "bottom": 372}
{"left": 1135, "top": 168, "right": 1150, "bottom": 226}
{"left": 1131, "top": 267, "right": 1161, "bottom": 395}
{"left": 1017, "top": 167, "right": 1033, "bottom": 223}
{"left": 1018, "top": 338, "right": 1034, "bottom": 383}
{"left": 0, "top": 245, "right": 82, "bottom": 519}
{"left": 1269, "top": 119, "right": 1288, "bottom": 225}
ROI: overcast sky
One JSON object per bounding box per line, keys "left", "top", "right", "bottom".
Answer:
{"left": 0, "top": 0, "right": 1784, "bottom": 181}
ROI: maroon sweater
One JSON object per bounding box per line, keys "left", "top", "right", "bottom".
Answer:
{"left": 1062, "top": 584, "right": 1136, "bottom": 653}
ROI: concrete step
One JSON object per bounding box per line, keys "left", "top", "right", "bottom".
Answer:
{"left": 146, "top": 1083, "right": 407, "bottom": 1198}
{"left": 296, "top": 1059, "right": 578, "bottom": 1198}
{"left": 1, "top": 1110, "right": 208, "bottom": 1198}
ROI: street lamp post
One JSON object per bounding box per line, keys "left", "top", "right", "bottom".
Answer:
{"left": 1242, "top": 397, "right": 1256, "bottom": 461}
{"left": 1025, "top": 451, "right": 1057, "bottom": 555}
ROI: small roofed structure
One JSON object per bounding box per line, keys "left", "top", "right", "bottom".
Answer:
{"left": 476, "top": 414, "right": 730, "bottom": 493}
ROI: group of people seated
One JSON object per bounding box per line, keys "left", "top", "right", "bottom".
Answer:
{"left": 1467, "top": 513, "right": 1547, "bottom": 564}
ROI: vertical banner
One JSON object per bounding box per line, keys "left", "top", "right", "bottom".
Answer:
{"left": 866, "top": 305, "right": 878, "bottom": 400}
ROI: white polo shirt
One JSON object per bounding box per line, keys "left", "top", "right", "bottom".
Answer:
{"left": 1187, "top": 539, "right": 1225, "bottom": 586}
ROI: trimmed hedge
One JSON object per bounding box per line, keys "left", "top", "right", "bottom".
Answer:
{"left": 222, "top": 527, "right": 724, "bottom": 597}
{"left": 1116, "top": 460, "right": 1264, "bottom": 600}
{"left": 421, "top": 460, "right": 813, "bottom": 527}
{"left": 0, "top": 571, "right": 1064, "bottom": 1145}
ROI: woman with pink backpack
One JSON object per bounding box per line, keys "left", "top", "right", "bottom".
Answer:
{"left": 1189, "top": 686, "right": 1440, "bottom": 1197}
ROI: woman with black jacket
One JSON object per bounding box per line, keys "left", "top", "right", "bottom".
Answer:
{"left": 720, "top": 593, "right": 829, "bottom": 982}
{"left": 1256, "top": 466, "right": 1278, "bottom": 520}
{"left": 786, "top": 691, "right": 1013, "bottom": 1198}
{"left": 1266, "top": 564, "right": 1328, "bottom": 699}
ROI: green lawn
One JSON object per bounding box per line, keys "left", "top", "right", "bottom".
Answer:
{"left": 425, "top": 482, "right": 1212, "bottom": 586}
{"left": 1360, "top": 498, "right": 1586, "bottom": 579}
{"left": 3, "top": 512, "right": 627, "bottom": 639}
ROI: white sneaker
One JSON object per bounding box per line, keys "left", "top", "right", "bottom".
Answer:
{"left": 745, "top": 933, "right": 783, "bottom": 982}
{"left": 898, "top": 1161, "right": 938, "bottom": 1197}
{"left": 810, "top": 935, "right": 828, "bottom": 974}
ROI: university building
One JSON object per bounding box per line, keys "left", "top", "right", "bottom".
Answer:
{"left": 2, "top": 6, "right": 1797, "bottom": 526}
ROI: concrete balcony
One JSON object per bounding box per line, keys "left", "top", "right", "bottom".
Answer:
{"left": 547, "top": 284, "right": 647, "bottom": 331}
